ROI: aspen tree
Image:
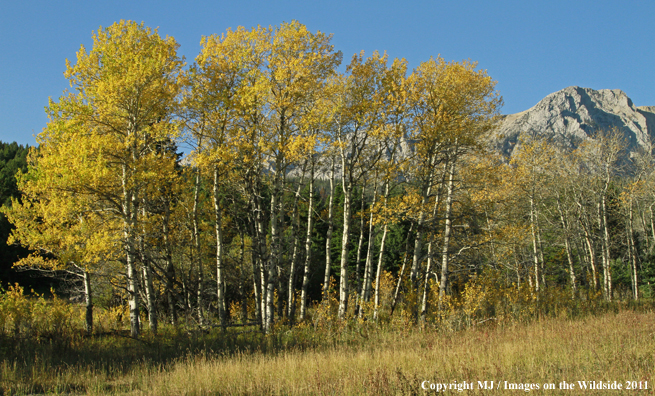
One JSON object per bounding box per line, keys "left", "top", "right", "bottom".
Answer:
{"left": 287, "top": 162, "right": 307, "bottom": 322}
{"left": 328, "top": 52, "right": 390, "bottom": 320}
{"left": 575, "top": 128, "right": 626, "bottom": 301}
{"left": 557, "top": 149, "right": 600, "bottom": 292}
{"left": 255, "top": 21, "right": 341, "bottom": 332}
{"left": 160, "top": 178, "right": 179, "bottom": 325}
{"left": 353, "top": 176, "right": 370, "bottom": 316}
{"left": 510, "top": 139, "right": 557, "bottom": 292}
{"left": 356, "top": 174, "right": 375, "bottom": 317}
{"left": 5, "top": 161, "right": 120, "bottom": 334}
{"left": 192, "top": 22, "right": 340, "bottom": 332}
{"left": 34, "top": 21, "right": 182, "bottom": 337}
{"left": 546, "top": 150, "right": 584, "bottom": 296}
{"left": 299, "top": 156, "right": 316, "bottom": 320}
{"left": 297, "top": 91, "right": 332, "bottom": 320}
{"left": 322, "top": 155, "right": 337, "bottom": 300}
{"left": 621, "top": 183, "right": 640, "bottom": 300}
{"left": 406, "top": 57, "right": 500, "bottom": 317}
{"left": 622, "top": 145, "right": 655, "bottom": 299}
{"left": 183, "top": 26, "right": 268, "bottom": 326}
{"left": 363, "top": 57, "right": 409, "bottom": 319}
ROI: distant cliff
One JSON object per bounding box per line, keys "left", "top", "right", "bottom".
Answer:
{"left": 491, "top": 86, "right": 655, "bottom": 158}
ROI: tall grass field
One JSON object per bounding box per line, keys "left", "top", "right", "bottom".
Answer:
{"left": 1, "top": 297, "right": 653, "bottom": 395}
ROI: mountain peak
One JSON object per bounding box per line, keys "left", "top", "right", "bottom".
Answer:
{"left": 493, "top": 86, "right": 653, "bottom": 158}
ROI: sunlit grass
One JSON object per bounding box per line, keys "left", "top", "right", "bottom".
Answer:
{"left": 134, "top": 310, "right": 654, "bottom": 395}
{"left": 1, "top": 308, "right": 653, "bottom": 395}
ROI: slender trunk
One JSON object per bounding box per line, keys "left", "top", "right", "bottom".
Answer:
{"left": 239, "top": 230, "right": 248, "bottom": 321}
{"left": 143, "top": 259, "right": 157, "bottom": 334}
{"left": 277, "top": 266, "right": 285, "bottom": 320}
{"left": 353, "top": 180, "right": 367, "bottom": 314}
{"left": 373, "top": 223, "right": 388, "bottom": 321}
{"left": 409, "top": 209, "right": 426, "bottom": 298}
{"left": 252, "top": 192, "right": 268, "bottom": 330}
{"left": 362, "top": 175, "right": 379, "bottom": 304}
{"left": 421, "top": 186, "right": 442, "bottom": 322}
{"left": 193, "top": 169, "right": 204, "bottom": 326}
{"left": 581, "top": 220, "right": 598, "bottom": 291}
{"left": 123, "top": 163, "right": 139, "bottom": 338}
{"left": 277, "top": 171, "right": 290, "bottom": 322}
{"left": 438, "top": 152, "right": 457, "bottom": 305}
{"left": 288, "top": 171, "right": 306, "bottom": 323}
{"left": 536, "top": 221, "right": 546, "bottom": 289}
{"left": 252, "top": 258, "right": 261, "bottom": 324}
{"left": 353, "top": 189, "right": 366, "bottom": 314}
{"left": 650, "top": 204, "right": 655, "bottom": 252}
{"left": 574, "top": 236, "right": 587, "bottom": 281}
{"left": 556, "top": 194, "right": 576, "bottom": 296}
{"left": 639, "top": 209, "right": 650, "bottom": 251}
{"left": 628, "top": 200, "right": 639, "bottom": 300}
{"left": 163, "top": 202, "right": 177, "bottom": 326}
{"left": 249, "top": 212, "right": 262, "bottom": 325}
{"left": 322, "top": 158, "right": 336, "bottom": 300}
{"left": 214, "top": 167, "right": 227, "bottom": 326}
{"left": 485, "top": 210, "right": 497, "bottom": 264}
{"left": 515, "top": 255, "right": 521, "bottom": 290}
{"left": 338, "top": 179, "right": 352, "bottom": 320}
{"left": 420, "top": 237, "right": 435, "bottom": 322}
{"left": 265, "top": 171, "right": 283, "bottom": 333}
{"left": 597, "top": 201, "right": 608, "bottom": 298}
{"left": 300, "top": 163, "right": 315, "bottom": 321}
{"left": 390, "top": 223, "right": 413, "bottom": 317}
{"left": 181, "top": 280, "right": 189, "bottom": 323}
{"left": 83, "top": 270, "right": 93, "bottom": 334}
{"left": 258, "top": 238, "right": 267, "bottom": 329}
{"left": 260, "top": 260, "right": 267, "bottom": 328}
{"left": 410, "top": 157, "right": 438, "bottom": 319}
{"left": 577, "top": 198, "right": 598, "bottom": 290}
{"left": 530, "top": 194, "right": 540, "bottom": 292}
{"left": 372, "top": 178, "right": 389, "bottom": 320}
{"left": 601, "top": 196, "right": 612, "bottom": 301}
{"left": 139, "top": 202, "right": 157, "bottom": 335}
{"left": 527, "top": 254, "right": 533, "bottom": 290}
{"left": 358, "top": 175, "right": 379, "bottom": 318}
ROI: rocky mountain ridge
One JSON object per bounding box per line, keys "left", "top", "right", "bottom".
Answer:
{"left": 491, "top": 86, "right": 655, "bottom": 158}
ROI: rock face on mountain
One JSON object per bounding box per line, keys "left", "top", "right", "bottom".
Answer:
{"left": 491, "top": 86, "right": 655, "bottom": 158}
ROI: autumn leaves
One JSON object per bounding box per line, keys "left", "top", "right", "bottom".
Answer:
{"left": 7, "top": 20, "right": 501, "bottom": 336}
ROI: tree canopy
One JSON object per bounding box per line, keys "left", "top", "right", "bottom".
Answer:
{"left": 5, "top": 20, "right": 655, "bottom": 338}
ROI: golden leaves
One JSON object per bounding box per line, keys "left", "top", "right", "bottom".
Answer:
{"left": 5, "top": 20, "right": 183, "bottom": 276}
{"left": 406, "top": 56, "right": 501, "bottom": 150}
{"left": 64, "top": 20, "right": 183, "bottom": 139}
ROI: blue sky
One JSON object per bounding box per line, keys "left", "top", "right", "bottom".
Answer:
{"left": 1, "top": 0, "right": 653, "bottom": 146}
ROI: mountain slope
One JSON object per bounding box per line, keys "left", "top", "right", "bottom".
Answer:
{"left": 492, "top": 86, "right": 655, "bottom": 158}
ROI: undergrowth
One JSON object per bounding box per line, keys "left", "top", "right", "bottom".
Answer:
{"left": 0, "top": 278, "right": 654, "bottom": 395}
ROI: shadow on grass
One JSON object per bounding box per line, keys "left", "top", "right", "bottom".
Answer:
{"left": 1, "top": 299, "right": 654, "bottom": 394}
{"left": 0, "top": 319, "right": 349, "bottom": 392}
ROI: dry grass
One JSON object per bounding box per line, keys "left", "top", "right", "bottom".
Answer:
{"left": 140, "top": 310, "right": 653, "bottom": 395}
{"left": 1, "top": 309, "right": 653, "bottom": 395}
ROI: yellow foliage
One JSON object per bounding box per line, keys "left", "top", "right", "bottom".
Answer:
{"left": 94, "top": 305, "right": 128, "bottom": 333}
{"left": 0, "top": 284, "right": 81, "bottom": 339}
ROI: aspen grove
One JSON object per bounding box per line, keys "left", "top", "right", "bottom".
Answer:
{"left": 5, "top": 20, "right": 655, "bottom": 339}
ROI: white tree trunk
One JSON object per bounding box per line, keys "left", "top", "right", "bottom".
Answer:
{"left": 193, "top": 169, "right": 203, "bottom": 326}
{"left": 300, "top": 162, "right": 315, "bottom": 321}
{"left": 214, "top": 167, "right": 227, "bottom": 326}
{"left": 338, "top": 180, "right": 352, "bottom": 320}
{"left": 322, "top": 158, "right": 336, "bottom": 300}
{"left": 83, "top": 270, "right": 93, "bottom": 334}
{"left": 438, "top": 152, "right": 457, "bottom": 304}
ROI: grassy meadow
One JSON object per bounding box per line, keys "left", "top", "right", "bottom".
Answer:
{"left": 1, "top": 295, "right": 653, "bottom": 395}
